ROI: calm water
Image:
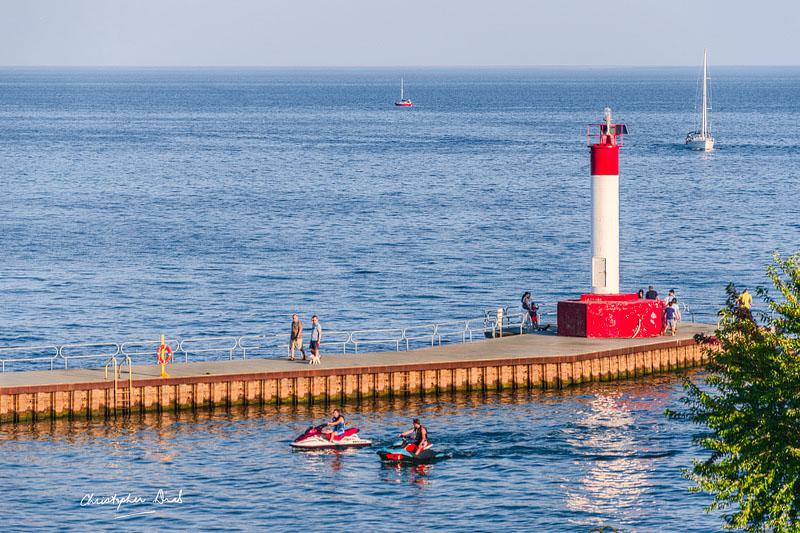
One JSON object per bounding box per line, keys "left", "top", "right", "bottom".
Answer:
{"left": 1, "top": 68, "right": 799, "bottom": 530}
{"left": 1, "top": 68, "right": 799, "bottom": 346}
{"left": 1, "top": 374, "right": 716, "bottom": 532}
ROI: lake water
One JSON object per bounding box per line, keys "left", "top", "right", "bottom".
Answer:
{"left": 1, "top": 373, "right": 717, "bottom": 532}
{"left": 1, "top": 67, "right": 799, "bottom": 346}
{"left": 1, "top": 67, "right": 798, "bottom": 530}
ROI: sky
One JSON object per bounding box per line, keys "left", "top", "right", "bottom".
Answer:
{"left": 2, "top": 0, "right": 798, "bottom": 67}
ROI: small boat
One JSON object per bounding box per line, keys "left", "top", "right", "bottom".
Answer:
{"left": 291, "top": 424, "right": 372, "bottom": 449}
{"left": 394, "top": 78, "right": 413, "bottom": 107}
{"left": 685, "top": 49, "right": 715, "bottom": 151}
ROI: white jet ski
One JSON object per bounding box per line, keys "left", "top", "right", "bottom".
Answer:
{"left": 291, "top": 424, "right": 372, "bottom": 449}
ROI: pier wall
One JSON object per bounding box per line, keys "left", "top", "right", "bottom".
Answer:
{"left": 0, "top": 337, "right": 709, "bottom": 424}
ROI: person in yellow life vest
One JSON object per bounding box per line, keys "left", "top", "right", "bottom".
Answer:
{"left": 738, "top": 288, "right": 752, "bottom": 309}
{"left": 737, "top": 288, "right": 754, "bottom": 321}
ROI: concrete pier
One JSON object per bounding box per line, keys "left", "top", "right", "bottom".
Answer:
{"left": 0, "top": 324, "right": 713, "bottom": 423}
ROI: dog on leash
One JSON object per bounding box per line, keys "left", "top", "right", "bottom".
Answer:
{"left": 309, "top": 333, "right": 321, "bottom": 364}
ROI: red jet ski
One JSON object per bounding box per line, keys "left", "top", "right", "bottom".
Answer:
{"left": 377, "top": 437, "right": 450, "bottom": 464}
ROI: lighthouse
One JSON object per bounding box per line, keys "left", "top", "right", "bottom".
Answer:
{"left": 590, "top": 107, "right": 625, "bottom": 295}
{"left": 556, "top": 108, "right": 663, "bottom": 338}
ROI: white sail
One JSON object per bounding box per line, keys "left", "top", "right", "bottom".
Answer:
{"left": 701, "top": 50, "right": 709, "bottom": 137}
{"left": 686, "top": 49, "right": 715, "bottom": 151}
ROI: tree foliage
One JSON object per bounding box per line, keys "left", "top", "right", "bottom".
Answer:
{"left": 678, "top": 252, "right": 800, "bottom": 531}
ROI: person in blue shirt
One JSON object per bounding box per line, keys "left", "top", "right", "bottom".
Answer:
{"left": 308, "top": 315, "right": 322, "bottom": 364}
{"left": 321, "top": 409, "right": 345, "bottom": 439}
{"left": 645, "top": 286, "right": 658, "bottom": 300}
{"left": 664, "top": 298, "right": 681, "bottom": 336}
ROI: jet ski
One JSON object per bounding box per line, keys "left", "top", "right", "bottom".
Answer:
{"left": 376, "top": 437, "right": 450, "bottom": 464}
{"left": 291, "top": 424, "right": 372, "bottom": 450}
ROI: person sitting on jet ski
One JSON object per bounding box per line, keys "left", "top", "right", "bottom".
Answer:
{"left": 398, "top": 418, "right": 428, "bottom": 456}
{"left": 321, "top": 409, "right": 346, "bottom": 440}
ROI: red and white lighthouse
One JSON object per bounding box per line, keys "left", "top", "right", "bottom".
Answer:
{"left": 556, "top": 108, "right": 663, "bottom": 338}
{"left": 590, "top": 107, "right": 624, "bottom": 295}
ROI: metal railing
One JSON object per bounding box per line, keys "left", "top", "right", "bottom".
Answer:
{"left": 272, "top": 313, "right": 548, "bottom": 355}
{"left": 350, "top": 328, "right": 405, "bottom": 353}
{"left": 179, "top": 336, "right": 239, "bottom": 362}
{"left": 401, "top": 323, "right": 438, "bottom": 350}
{"left": 0, "top": 312, "right": 535, "bottom": 373}
{"left": 0, "top": 345, "right": 60, "bottom": 373}
{"left": 237, "top": 334, "right": 282, "bottom": 360}
{"left": 60, "top": 342, "right": 120, "bottom": 369}
{"left": 681, "top": 302, "right": 699, "bottom": 323}
{"left": 483, "top": 303, "right": 556, "bottom": 335}
{"left": 19, "top": 298, "right": 729, "bottom": 374}
{"left": 310, "top": 330, "right": 352, "bottom": 355}
{"left": 434, "top": 319, "right": 478, "bottom": 344}
{"left": 1, "top": 296, "right": 721, "bottom": 374}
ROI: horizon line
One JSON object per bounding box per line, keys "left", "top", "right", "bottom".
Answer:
{"left": 1, "top": 64, "right": 799, "bottom": 69}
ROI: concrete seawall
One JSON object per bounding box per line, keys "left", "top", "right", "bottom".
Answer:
{"left": 0, "top": 324, "right": 713, "bottom": 423}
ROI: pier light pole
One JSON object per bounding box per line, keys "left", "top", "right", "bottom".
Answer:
{"left": 589, "top": 107, "right": 625, "bottom": 294}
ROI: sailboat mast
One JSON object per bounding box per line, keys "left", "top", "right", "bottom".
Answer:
{"left": 701, "top": 49, "right": 708, "bottom": 137}
{"left": 400, "top": 78, "right": 404, "bottom": 100}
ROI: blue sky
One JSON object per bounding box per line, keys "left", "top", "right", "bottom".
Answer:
{"left": 2, "top": 0, "right": 797, "bottom": 66}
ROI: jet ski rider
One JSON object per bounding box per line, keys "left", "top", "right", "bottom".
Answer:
{"left": 322, "top": 409, "right": 346, "bottom": 440}
{"left": 398, "top": 418, "right": 428, "bottom": 456}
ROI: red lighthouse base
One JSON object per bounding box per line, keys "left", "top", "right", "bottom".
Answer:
{"left": 557, "top": 294, "right": 663, "bottom": 338}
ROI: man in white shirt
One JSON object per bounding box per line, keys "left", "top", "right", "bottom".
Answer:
{"left": 663, "top": 289, "right": 676, "bottom": 306}
{"left": 309, "top": 315, "right": 322, "bottom": 364}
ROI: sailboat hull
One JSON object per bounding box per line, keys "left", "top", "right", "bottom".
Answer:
{"left": 686, "top": 137, "right": 714, "bottom": 151}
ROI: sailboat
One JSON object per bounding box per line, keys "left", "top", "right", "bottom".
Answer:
{"left": 394, "top": 78, "right": 412, "bottom": 107}
{"left": 685, "top": 49, "right": 715, "bottom": 151}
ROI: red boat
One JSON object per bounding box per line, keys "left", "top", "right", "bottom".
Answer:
{"left": 394, "top": 78, "right": 413, "bottom": 107}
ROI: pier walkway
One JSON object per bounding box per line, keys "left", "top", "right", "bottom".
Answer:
{"left": 0, "top": 324, "right": 714, "bottom": 423}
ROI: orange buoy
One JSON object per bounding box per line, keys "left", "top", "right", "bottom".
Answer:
{"left": 157, "top": 343, "right": 173, "bottom": 364}
{"left": 157, "top": 334, "right": 172, "bottom": 377}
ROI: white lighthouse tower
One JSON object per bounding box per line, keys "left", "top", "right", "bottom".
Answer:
{"left": 558, "top": 109, "right": 662, "bottom": 338}
{"left": 589, "top": 107, "right": 626, "bottom": 295}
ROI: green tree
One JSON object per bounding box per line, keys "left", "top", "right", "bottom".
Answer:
{"left": 677, "top": 252, "right": 800, "bottom": 532}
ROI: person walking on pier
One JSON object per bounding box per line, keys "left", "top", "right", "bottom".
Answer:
{"left": 309, "top": 315, "right": 322, "bottom": 364}
{"left": 660, "top": 289, "right": 677, "bottom": 334}
{"left": 664, "top": 298, "right": 681, "bottom": 336}
{"left": 289, "top": 314, "right": 306, "bottom": 361}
